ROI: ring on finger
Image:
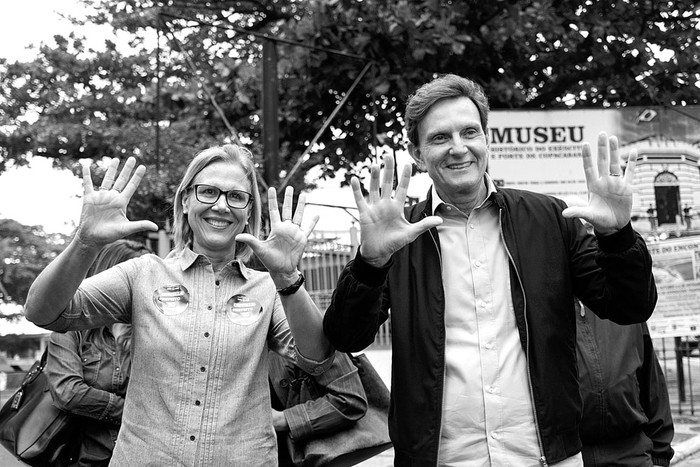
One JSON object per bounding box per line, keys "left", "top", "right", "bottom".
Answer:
{"left": 609, "top": 172, "right": 621, "bottom": 177}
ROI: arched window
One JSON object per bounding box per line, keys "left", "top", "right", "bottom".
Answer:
{"left": 654, "top": 172, "right": 680, "bottom": 225}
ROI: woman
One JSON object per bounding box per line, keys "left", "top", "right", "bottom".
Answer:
{"left": 46, "top": 240, "right": 151, "bottom": 466}
{"left": 24, "top": 145, "right": 331, "bottom": 466}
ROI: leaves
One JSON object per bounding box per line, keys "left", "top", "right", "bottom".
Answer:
{"left": 0, "top": 219, "right": 69, "bottom": 306}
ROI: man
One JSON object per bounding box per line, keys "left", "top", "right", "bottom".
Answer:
{"left": 576, "top": 300, "right": 674, "bottom": 467}
{"left": 323, "top": 74, "right": 657, "bottom": 466}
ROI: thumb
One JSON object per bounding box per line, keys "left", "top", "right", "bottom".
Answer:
{"left": 408, "top": 216, "right": 443, "bottom": 241}
{"left": 562, "top": 206, "right": 589, "bottom": 220}
{"left": 124, "top": 220, "right": 159, "bottom": 236}
{"left": 235, "top": 233, "right": 261, "bottom": 250}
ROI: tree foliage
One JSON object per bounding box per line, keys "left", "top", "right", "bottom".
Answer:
{"left": 0, "top": 0, "right": 698, "bottom": 225}
{"left": 0, "top": 219, "right": 69, "bottom": 307}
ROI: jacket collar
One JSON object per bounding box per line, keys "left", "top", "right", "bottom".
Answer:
{"left": 419, "top": 174, "right": 500, "bottom": 219}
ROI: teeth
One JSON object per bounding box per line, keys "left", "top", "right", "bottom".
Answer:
{"left": 205, "top": 219, "right": 230, "bottom": 227}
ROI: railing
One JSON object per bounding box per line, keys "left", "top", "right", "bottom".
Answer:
{"left": 655, "top": 336, "right": 700, "bottom": 416}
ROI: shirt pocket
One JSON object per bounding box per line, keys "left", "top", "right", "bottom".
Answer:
{"left": 80, "top": 344, "right": 103, "bottom": 385}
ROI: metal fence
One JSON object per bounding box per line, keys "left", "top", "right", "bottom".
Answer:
{"left": 655, "top": 336, "right": 700, "bottom": 416}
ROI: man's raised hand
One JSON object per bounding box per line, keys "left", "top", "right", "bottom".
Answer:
{"left": 353, "top": 155, "right": 442, "bottom": 267}
{"left": 562, "top": 132, "right": 637, "bottom": 235}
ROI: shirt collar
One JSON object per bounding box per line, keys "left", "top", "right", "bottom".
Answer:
{"left": 175, "top": 246, "right": 251, "bottom": 280}
{"left": 430, "top": 174, "right": 498, "bottom": 215}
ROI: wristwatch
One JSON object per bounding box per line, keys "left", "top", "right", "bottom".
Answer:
{"left": 277, "top": 272, "right": 305, "bottom": 296}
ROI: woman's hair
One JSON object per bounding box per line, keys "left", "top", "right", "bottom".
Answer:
{"left": 171, "top": 144, "right": 262, "bottom": 262}
{"left": 405, "top": 74, "right": 490, "bottom": 147}
{"left": 84, "top": 239, "right": 151, "bottom": 351}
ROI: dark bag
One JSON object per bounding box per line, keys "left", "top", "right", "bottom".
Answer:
{"left": 0, "top": 349, "right": 78, "bottom": 466}
{"left": 286, "top": 353, "right": 393, "bottom": 466}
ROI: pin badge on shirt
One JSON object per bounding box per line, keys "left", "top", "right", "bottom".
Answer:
{"left": 225, "top": 294, "right": 263, "bottom": 325}
{"left": 152, "top": 285, "right": 190, "bottom": 315}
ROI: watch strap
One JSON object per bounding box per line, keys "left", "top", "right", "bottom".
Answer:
{"left": 277, "top": 272, "right": 305, "bottom": 296}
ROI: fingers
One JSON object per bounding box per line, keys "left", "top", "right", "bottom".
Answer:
{"left": 292, "top": 192, "right": 306, "bottom": 226}
{"left": 270, "top": 186, "right": 310, "bottom": 228}
{"left": 124, "top": 220, "right": 159, "bottom": 236}
{"left": 113, "top": 158, "right": 137, "bottom": 193}
{"left": 282, "top": 186, "right": 294, "bottom": 222}
{"left": 561, "top": 205, "right": 587, "bottom": 220}
{"left": 120, "top": 164, "right": 146, "bottom": 199}
{"left": 608, "top": 136, "right": 622, "bottom": 176}
{"left": 82, "top": 164, "right": 94, "bottom": 195}
{"left": 350, "top": 177, "right": 369, "bottom": 211}
{"left": 100, "top": 158, "right": 120, "bottom": 190}
{"left": 380, "top": 155, "right": 395, "bottom": 199}
{"left": 268, "top": 187, "right": 281, "bottom": 224}
{"left": 368, "top": 164, "right": 380, "bottom": 204}
{"left": 302, "top": 214, "right": 320, "bottom": 236}
{"left": 394, "top": 164, "right": 412, "bottom": 204}
{"left": 623, "top": 149, "right": 638, "bottom": 185}
{"left": 410, "top": 216, "right": 443, "bottom": 239}
{"left": 579, "top": 143, "right": 596, "bottom": 190}
{"left": 93, "top": 157, "right": 145, "bottom": 198}
{"left": 596, "top": 132, "right": 609, "bottom": 178}
{"left": 235, "top": 233, "right": 261, "bottom": 249}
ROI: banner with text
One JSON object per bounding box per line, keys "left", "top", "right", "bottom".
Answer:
{"left": 646, "top": 237, "right": 700, "bottom": 338}
{"left": 488, "top": 105, "right": 700, "bottom": 201}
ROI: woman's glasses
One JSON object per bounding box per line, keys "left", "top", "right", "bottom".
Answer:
{"left": 189, "top": 184, "right": 252, "bottom": 209}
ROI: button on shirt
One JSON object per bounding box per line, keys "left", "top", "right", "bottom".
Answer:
{"left": 45, "top": 247, "right": 331, "bottom": 466}
{"left": 433, "top": 178, "right": 582, "bottom": 466}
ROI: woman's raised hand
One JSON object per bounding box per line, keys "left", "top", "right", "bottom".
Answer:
{"left": 77, "top": 157, "right": 158, "bottom": 248}
{"left": 237, "top": 186, "right": 319, "bottom": 278}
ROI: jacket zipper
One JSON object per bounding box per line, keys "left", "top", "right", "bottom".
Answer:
{"left": 426, "top": 216, "right": 446, "bottom": 466}
{"left": 499, "top": 209, "right": 548, "bottom": 467}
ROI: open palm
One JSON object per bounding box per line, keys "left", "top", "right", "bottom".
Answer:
{"left": 354, "top": 155, "right": 442, "bottom": 267}
{"left": 562, "top": 132, "right": 637, "bottom": 235}
{"left": 237, "top": 186, "right": 319, "bottom": 275}
{"left": 77, "top": 157, "right": 158, "bottom": 248}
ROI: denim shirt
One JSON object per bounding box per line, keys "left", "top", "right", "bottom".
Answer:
{"left": 47, "top": 329, "right": 130, "bottom": 464}
{"left": 43, "top": 247, "right": 332, "bottom": 466}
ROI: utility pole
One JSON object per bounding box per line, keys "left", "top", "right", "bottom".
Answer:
{"left": 262, "top": 38, "right": 279, "bottom": 187}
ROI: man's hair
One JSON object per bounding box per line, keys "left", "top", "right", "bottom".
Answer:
{"left": 172, "top": 144, "right": 262, "bottom": 262}
{"left": 405, "top": 74, "right": 490, "bottom": 147}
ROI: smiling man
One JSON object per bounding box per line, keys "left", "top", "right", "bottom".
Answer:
{"left": 323, "top": 74, "right": 658, "bottom": 466}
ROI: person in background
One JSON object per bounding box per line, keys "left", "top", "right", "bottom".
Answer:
{"left": 268, "top": 350, "right": 367, "bottom": 466}
{"left": 47, "top": 239, "right": 151, "bottom": 466}
{"left": 24, "top": 144, "right": 332, "bottom": 465}
{"left": 576, "top": 300, "right": 674, "bottom": 467}
{"left": 323, "top": 74, "right": 657, "bottom": 466}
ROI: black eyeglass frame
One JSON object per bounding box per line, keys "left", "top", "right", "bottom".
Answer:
{"left": 188, "top": 184, "right": 253, "bottom": 210}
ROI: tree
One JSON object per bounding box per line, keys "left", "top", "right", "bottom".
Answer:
{"left": 0, "top": 219, "right": 69, "bottom": 308}
{"left": 1, "top": 0, "right": 698, "bottom": 221}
